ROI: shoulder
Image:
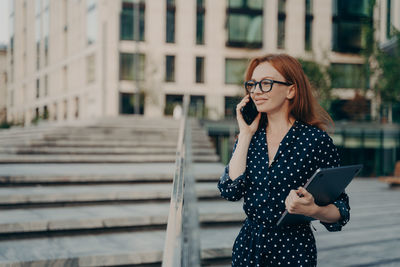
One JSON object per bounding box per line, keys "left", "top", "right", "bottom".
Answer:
{"left": 296, "top": 121, "right": 335, "bottom": 147}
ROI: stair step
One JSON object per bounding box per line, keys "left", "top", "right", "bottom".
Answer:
{"left": 0, "top": 147, "right": 215, "bottom": 155}
{"left": 0, "top": 154, "right": 220, "bottom": 163}
{"left": 25, "top": 140, "right": 214, "bottom": 149}
{"left": 0, "top": 182, "right": 221, "bottom": 205}
{"left": 0, "top": 162, "right": 225, "bottom": 181}
{"left": 0, "top": 200, "right": 244, "bottom": 234}
{"left": 0, "top": 225, "right": 243, "bottom": 267}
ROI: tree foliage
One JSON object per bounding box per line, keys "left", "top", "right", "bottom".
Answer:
{"left": 298, "top": 58, "right": 333, "bottom": 111}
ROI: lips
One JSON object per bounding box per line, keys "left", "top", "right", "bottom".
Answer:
{"left": 254, "top": 98, "right": 268, "bottom": 104}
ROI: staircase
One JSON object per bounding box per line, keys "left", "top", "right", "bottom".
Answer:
{"left": 0, "top": 116, "right": 243, "bottom": 267}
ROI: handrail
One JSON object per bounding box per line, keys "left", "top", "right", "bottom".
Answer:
{"left": 162, "top": 94, "right": 201, "bottom": 267}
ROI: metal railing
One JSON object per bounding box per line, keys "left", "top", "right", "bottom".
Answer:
{"left": 162, "top": 94, "right": 201, "bottom": 267}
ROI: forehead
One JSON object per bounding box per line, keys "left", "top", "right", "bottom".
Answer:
{"left": 251, "top": 61, "right": 283, "bottom": 80}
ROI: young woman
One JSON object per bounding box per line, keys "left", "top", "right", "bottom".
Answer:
{"left": 217, "top": 54, "right": 350, "bottom": 266}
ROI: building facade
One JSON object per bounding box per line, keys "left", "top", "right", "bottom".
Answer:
{"left": 0, "top": 45, "right": 7, "bottom": 124}
{"left": 5, "top": 0, "right": 397, "bottom": 125}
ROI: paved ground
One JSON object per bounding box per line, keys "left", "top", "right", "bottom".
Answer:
{"left": 1, "top": 174, "right": 399, "bottom": 266}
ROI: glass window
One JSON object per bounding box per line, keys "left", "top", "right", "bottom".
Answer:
{"left": 87, "top": 0, "right": 97, "bottom": 45}
{"left": 120, "top": 0, "right": 145, "bottom": 41}
{"left": 87, "top": 54, "right": 95, "bottom": 83}
{"left": 386, "top": 0, "right": 393, "bottom": 38}
{"left": 332, "top": 0, "right": 372, "bottom": 53}
{"left": 165, "top": 94, "right": 183, "bottom": 115}
{"left": 43, "top": 105, "right": 49, "bottom": 120}
{"left": 225, "top": 58, "right": 248, "bottom": 84}
{"left": 36, "top": 78, "right": 40, "bottom": 98}
{"left": 119, "top": 92, "right": 144, "bottom": 115}
{"left": 166, "top": 0, "right": 175, "bottom": 43}
{"left": 43, "top": 4, "right": 49, "bottom": 66}
{"left": 306, "top": 0, "right": 313, "bottom": 14}
{"left": 196, "top": 0, "right": 205, "bottom": 44}
{"left": 226, "top": 0, "right": 263, "bottom": 48}
{"left": 165, "top": 55, "right": 175, "bottom": 82}
{"left": 119, "top": 53, "right": 145, "bottom": 81}
{"left": 74, "top": 97, "right": 79, "bottom": 118}
{"left": 332, "top": 0, "right": 369, "bottom": 17}
{"left": 35, "top": 0, "right": 41, "bottom": 70}
{"left": 196, "top": 57, "right": 204, "bottom": 83}
{"left": 189, "top": 95, "right": 205, "bottom": 118}
{"left": 225, "top": 96, "right": 242, "bottom": 118}
{"left": 63, "top": 66, "right": 68, "bottom": 91}
{"left": 9, "top": 0, "right": 14, "bottom": 82}
{"left": 277, "top": 0, "right": 286, "bottom": 49}
{"left": 229, "top": 0, "right": 263, "bottom": 9}
{"left": 330, "top": 63, "right": 366, "bottom": 88}
{"left": 305, "top": 0, "right": 313, "bottom": 51}
{"left": 44, "top": 75, "right": 48, "bottom": 96}
{"left": 63, "top": 100, "right": 68, "bottom": 119}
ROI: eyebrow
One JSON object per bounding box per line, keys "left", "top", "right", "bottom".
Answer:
{"left": 250, "top": 76, "right": 274, "bottom": 81}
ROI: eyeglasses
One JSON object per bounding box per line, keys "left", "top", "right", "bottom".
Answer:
{"left": 244, "top": 78, "right": 292, "bottom": 93}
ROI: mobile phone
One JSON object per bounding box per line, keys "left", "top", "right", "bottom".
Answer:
{"left": 240, "top": 96, "right": 259, "bottom": 125}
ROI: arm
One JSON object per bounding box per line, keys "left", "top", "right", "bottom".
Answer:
{"left": 218, "top": 140, "right": 246, "bottom": 201}
{"left": 228, "top": 133, "right": 252, "bottom": 181}
{"left": 285, "top": 187, "right": 350, "bottom": 232}
{"left": 285, "top": 133, "right": 350, "bottom": 231}
{"left": 217, "top": 134, "right": 252, "bottom": 201}
{"left": 218, "top": 95, "right": 261, "bottom": 201}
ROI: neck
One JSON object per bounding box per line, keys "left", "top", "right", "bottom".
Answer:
{"left": 266, "top": 112, "right": 295, "bottom": 135}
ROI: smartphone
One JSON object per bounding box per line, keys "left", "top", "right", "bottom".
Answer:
{"left": 240, "top": 96, "right": 259, "bottom": 125}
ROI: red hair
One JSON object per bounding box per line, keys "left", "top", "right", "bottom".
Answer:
{"left": 244, "top": 53, "right": 334, "bottom": 133}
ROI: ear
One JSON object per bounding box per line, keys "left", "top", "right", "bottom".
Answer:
{"left": 286, "top": 85, "right": 296, "bottom": 100}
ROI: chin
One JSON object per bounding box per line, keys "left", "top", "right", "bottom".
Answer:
{"left": 256, "top": 103, "right": 269, "bottom": 113}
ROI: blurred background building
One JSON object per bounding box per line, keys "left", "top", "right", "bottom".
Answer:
{"left": 5, "top": 0, "right": 399, "bottom": 125}
{"left": 3, "top": 0, "right": 400, "bottom": 176}
{"left": 0, "top": 44, "right": 6, "bottom": 124}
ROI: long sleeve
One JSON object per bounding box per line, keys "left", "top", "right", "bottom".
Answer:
{"left": 217, "top": 138, "right": 247, "bottom": 201}
{"left": 315, "top": 133, "right": 351, "bottom": 232}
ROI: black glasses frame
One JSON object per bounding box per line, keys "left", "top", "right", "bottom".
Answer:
{"left": 244, "top": 78, "right": 292, "bottom": 93}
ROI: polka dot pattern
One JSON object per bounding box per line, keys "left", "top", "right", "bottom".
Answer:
{"left": 217, "top": 120, "right": 351, "bottom": 266}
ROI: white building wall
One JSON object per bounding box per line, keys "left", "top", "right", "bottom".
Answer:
{"left": 8, "top": 0, "right": 388, "bottom": 124}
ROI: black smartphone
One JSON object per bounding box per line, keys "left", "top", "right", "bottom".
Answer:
{"left": 240, "top": 96, "right": 259, "bottom": 125}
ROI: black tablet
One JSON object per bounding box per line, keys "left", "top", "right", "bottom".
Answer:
{"left": 276, "top": 164, "right": 363, "bottom": 227}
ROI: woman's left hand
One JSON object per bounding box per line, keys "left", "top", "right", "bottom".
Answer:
{"left": 285, "top": 187, "right": 319, "bottom": 217}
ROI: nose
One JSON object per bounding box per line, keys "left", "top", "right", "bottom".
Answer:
{"left": 253, "top": 82, "right": 263, "bottom": 94}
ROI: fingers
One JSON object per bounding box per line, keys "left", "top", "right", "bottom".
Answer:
{"left": 235, "top": 95, "right": 250, "bottom": 113}
{"left": 286, "top": 189, "right": 309, "bottom": 213}
{"left": 297, "top": 187, "right": 308, "bottom": 197}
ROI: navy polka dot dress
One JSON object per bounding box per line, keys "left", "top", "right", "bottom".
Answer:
{"left": 217, "top": 120, "right": 350, "bottom": 267}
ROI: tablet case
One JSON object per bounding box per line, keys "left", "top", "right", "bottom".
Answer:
{"left": 276, "top": 164, "right": 363, "bottom": 227}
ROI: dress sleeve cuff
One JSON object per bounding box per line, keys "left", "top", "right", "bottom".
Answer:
{"left": 320, "top": 198, "right": 350, "bottom": 232}
{"left": 219, "top": 164, "right": 246, "bottom": 186}
{"left": 217, "top": 164, "right": 246, "bottom": 201}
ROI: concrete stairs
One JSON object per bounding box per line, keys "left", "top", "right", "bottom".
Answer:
{"left": 1, "top": 117, "right": 398, "bottom": 266}
{"left": 0, "top": 117, "right": 219, "bottom": 163}
{"left": 0, "top": 117, "right": 242, "bottom": 266}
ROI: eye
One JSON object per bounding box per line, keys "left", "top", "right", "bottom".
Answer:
{"left": 261, "top": 80, "right": 272, "bottom": 86}
{"left": 246, "top": 81, "right": 256, "bottom": 88}
{"left": 261, "top": 80, "right": 272, "bottom": 85}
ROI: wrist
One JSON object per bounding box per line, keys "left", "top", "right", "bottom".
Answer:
{"left": 309, "top": 204, "right": 320, "bottom": 218}
{"left": 238, "top": 132, "right": 253, "bottom": 141}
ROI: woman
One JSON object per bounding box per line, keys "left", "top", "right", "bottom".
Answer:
{"left": 217, "top": 54, "right": 350, "bottom": 267}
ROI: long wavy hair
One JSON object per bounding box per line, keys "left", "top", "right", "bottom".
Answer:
{"left": 244, "top": 53, "right": 334, "bottom": 133}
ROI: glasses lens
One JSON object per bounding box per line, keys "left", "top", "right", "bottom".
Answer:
{"left": 261, "top": 80, "right": 272, "bottom": 92}
{"left": 245, "top": 81, "right": 256, "bottom": 92}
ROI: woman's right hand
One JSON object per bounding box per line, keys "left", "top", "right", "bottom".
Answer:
{"left": 236, "top": 94, "right": 262, "bottom": 137}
